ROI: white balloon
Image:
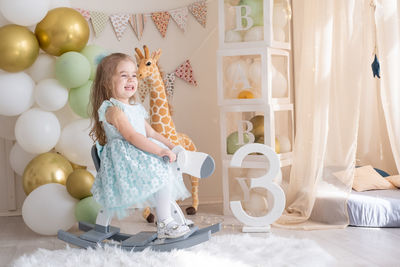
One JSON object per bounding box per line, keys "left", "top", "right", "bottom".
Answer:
{"left": 0, "top": 115, "right": 18, "bottom": 140}
{"left": 243, "top": 191, "right": 268, "bottom": 216}
{"left": 225, "top": 30, "right": 242, "bottom": 43}
{"left": 53, "top": 103, "right": 82, "bottom": 129}
{"left": 273, "top": 27, "right": 286, "bottom": 42}
{"left": 56, "top": 119, "right": 94, "bottom": 166}
{"left": 0, "top": 0, "right": 50, "bottom": 26}
{"left": 225, "top": 59, "right": 249, "bottom": 84}
{"left": 9, "top": 142, "right": 38, "bottom": 176}
{"left": 27, "top": 54, "right": 56, "bottom": 83}
{"left": 271, "top": 66, "right": 287, "bottom": 98}
{"left": 22, "top": 183, "right": 78, "bottom": 235}
{"left": 244, "top": 26, "right": 264, "bottom": 42}
{"left": 35, "top": 79, "right": 68, "bottom": 111}
{"left": 0, "top": 72, "right": 34, "bottom": 116}
{"left": 248, "top": 59, "right": 261, "bottom": 88}
{"left": 15, "top": 108, "right": 61, "bottom": 154}
{"left": 276, "top": 135, "right": 291, "bottom": 153}
{"left": 273, "top": 3, "right": 288, "bottom": 28}
{"left": 49, "top": 0, "right": 71, "bottom": 9}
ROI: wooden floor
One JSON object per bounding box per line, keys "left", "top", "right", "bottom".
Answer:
{"left": 1, "top": 203, "right": 399, "bottom": 267}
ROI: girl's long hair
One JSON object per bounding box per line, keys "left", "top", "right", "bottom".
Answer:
{"left": 89, "top": 53, "right": 136, "bottom": 145}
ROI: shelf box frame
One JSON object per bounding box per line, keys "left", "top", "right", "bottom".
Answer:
{"left": 217, "top": 47, "right": 291, "bottom": 106}
{"left": 218, "top": 0, "right": 291, "bottom": 50}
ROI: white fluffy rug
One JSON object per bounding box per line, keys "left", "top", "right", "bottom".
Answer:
{"left": 12, "top": 234, "right": 335, "bottom": 267}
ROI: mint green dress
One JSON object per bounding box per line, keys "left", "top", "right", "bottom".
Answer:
{"left": 91, "top": 98, "right": 190, "bottom": 218}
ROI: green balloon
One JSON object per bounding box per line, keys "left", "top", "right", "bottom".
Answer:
{"left": 55, "top": 51, "right": 91, "bottom": 88}
{"left": 227, "top": 131, "right": 251, "bottom": 155}
{"left": 69, "top": 80, "right": 93, "bottom": 118}
{"left": 239, "top": 0, "right": 264, "bottom": 27}
{"left": 81, "top": 45, "right": 109, "bottom": 80}
{"left": 75, "top": 196, "right": 101, "bottom": 224}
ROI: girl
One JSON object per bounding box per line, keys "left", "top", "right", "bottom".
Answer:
{"left": 89, "top": 53, "right": 190, "bottom": 239}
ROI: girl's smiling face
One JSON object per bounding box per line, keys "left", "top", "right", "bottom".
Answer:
{"left": 112, "top": 59, "right": 138, "bottom": 104}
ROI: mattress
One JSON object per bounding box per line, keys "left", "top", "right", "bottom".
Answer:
{"left": 348, "top": 189, "right": 400, "bottom": 227}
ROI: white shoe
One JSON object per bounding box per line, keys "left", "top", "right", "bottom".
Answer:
{"left": 157, "top": 218, "right": 190, "bottom": 239}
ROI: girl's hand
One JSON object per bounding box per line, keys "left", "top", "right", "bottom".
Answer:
{"left": 160, "top": 149, "right": 176, "bottom": 163}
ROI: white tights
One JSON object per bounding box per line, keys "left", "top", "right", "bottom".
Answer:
{"left": 154, "top": 181, "right": 172, "bottom": 222}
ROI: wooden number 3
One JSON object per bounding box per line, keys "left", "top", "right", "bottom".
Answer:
{"left": 230, "top": 143, "right": 285, "bottom": 228}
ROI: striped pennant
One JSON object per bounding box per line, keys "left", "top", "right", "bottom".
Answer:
{"left": 129, "top": 14, "right": 147, "bottom": 40}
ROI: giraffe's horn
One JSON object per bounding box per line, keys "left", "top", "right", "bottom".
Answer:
{"left": 135, "top": 48, "right": 144, "bottom": 59}
{"left": 143, "top": 45, "right": 150, "bottom": 59}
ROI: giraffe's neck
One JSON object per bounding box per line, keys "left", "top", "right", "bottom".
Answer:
{"left": 147, "top": 71, "right": 179, "bottom": 144}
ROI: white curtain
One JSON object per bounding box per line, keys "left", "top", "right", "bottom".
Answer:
{"left": 374, "top": 0, "right": 400, "bottom": 172}
{"left": 276, "top": 0, "right": 400, "bottom": 229}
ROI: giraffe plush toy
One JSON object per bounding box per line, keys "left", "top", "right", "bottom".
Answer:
{"left": 135, "top": 45, "right": 200, "bottom": 222}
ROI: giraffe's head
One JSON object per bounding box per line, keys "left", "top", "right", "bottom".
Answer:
{"left": 134, "top": 45, "right": 162, "bottom": 81}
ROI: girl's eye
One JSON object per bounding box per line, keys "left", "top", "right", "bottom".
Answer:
{"left": 146, "top": 61, "right": 151, "bottom": 66}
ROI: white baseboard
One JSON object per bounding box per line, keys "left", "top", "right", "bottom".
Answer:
{"left": 0, "top": 210, "right": 22, "bottom": 217}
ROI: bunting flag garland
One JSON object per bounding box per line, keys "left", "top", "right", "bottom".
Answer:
{"left": 175, "top": 60, "right": 197, "bottom": 86}
{"left": 90, "top": 11, "right": 109, "bottom": 37}
{"left": 129, "top": 14, "right": 147, "bottom": 40}
{"left": 73, "top": 1, "right": 207, "bottom": 40}
{"left": 164, "top": 73, "right": 176, "bottom": 98}
{"left": 152, "top": 11, "right": 170, "bottom": 38}
{"left": 110, "top": 14, "right": 130, "bottom": 41}
{"left": 74, "top": 8, "right": 91, "bottom": 21}
{"left": 188, "top": 0, "right": 207, "bottom": 28}
{"left": 137, "top": 60, "right": 196, "bottom": 101}
{"left": 138, "top": 80, "right": 151, "bottom": 103}
{"left": 170, "top": 7, "right": 189, "bottom": 32}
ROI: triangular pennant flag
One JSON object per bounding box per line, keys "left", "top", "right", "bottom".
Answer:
{"left": 170, "top": 7, "right": 188, "bottom": 32}
{"left": 74, "top": 8, "right": 91, "bottom": 21}
{"left": 175, "top": 60, "right": 197, "bottom": 86}
{"left": 164, "top": 73, "right": 176, "bottom": 98}
{"left": 138, "top": 80, "right": 151, "bottom": 103}
{"left": 151, "top": 11, "right": 170, "bottom": 38}
{"left": 90, "top": 11, "right": 109, "bottom": 37}
{"left": 188, "top": 0, "right": 207, "bottom": 28}
{"left": 129, "top": 14, "right": 147, "bottom": 40}
{"left": 109, "top": 14, "right": 130, "bottom": 41}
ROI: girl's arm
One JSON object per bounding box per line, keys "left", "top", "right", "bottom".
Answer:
{"left": 144, "top": 121, "right": 175, "bottom": 150}
{"left": 105, "top": 106, "right": 175, "bottom": 161}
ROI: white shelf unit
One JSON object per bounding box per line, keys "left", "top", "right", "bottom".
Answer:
{"left": 217, "top": 0, "right": 294, "bottom": 215}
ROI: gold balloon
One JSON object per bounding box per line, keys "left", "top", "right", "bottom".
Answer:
{"left": 250, "top": 115, "right": 264, "bottom": 138}
{"left": 35, "top": 8, "right": 89, "bottom": 56}
{"left": 255, "top": 134, "right": 280, "bottom": 153}
{"left": 66, "top": 169, "right": 94, "bottom": 200}
{"left": 0, "top": 24, "right": 39, "bottom": 72}
{"left": 69, "top": 161, "right": 87, "bottom": 170}
{"left": 23, "top": 153, "right": 73, "bottom": 195}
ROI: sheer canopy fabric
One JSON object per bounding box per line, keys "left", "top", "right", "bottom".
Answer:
{"left": 276, "top": 0, "right": 399, "bottom": 229}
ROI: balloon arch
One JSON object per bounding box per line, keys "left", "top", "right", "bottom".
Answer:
{"left": 0, "top": 1, "right": 107, "bottom": 235}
